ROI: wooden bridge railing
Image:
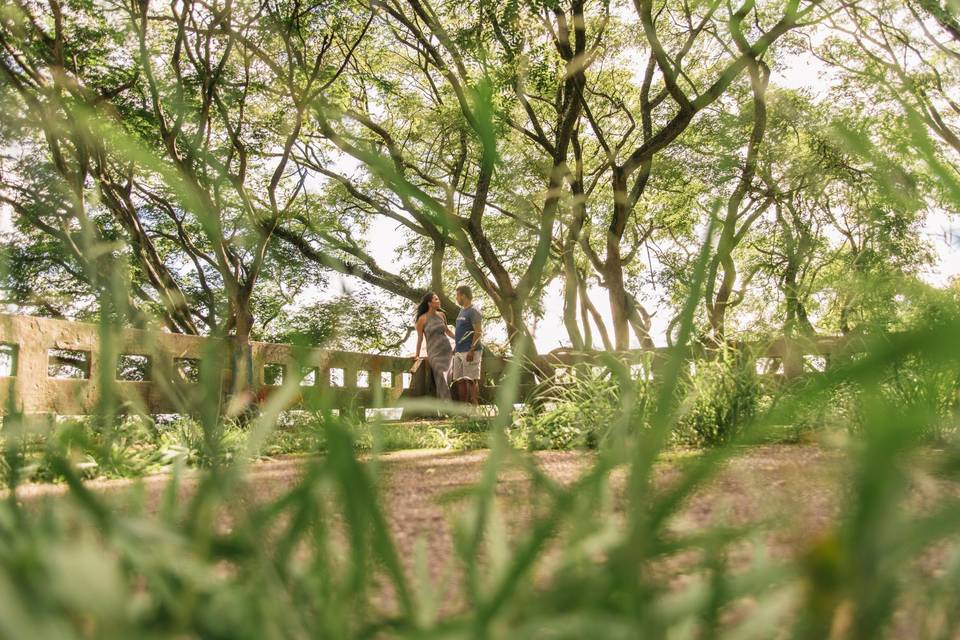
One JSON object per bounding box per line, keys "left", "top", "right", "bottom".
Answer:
{"left": 0, "top": 314, "right": 867, "bottom": 418}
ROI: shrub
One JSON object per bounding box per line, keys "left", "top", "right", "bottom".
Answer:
{"left": 155, "top": 415, "right": 246, "bottom": 466}
{"left": 676, "top": 353, "right": 761, "bottom": 446}
{"left": 262, "top": 410, "right": 327, "bottom": 455}
{"left": 0, "top": 415, "right": 178, "bottom": 483}
{"left": 882, "top": 355, "right": 960, "bottom": 442}
{"left": 789, "top": 353, "right": 960, "bottom": 442}
{"left": 511, "top": 366, "right": 652, "bottom": 450}
{"left": 449, "top": 414, "right": 492, "bottom": 434}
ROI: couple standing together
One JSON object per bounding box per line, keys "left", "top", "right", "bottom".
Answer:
{"left": 414, "top": 285, "right": 482, "bottom": 404}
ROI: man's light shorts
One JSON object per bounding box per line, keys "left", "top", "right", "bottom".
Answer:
{"left": 450, "top": 351, "right": 481, "bottom": 382}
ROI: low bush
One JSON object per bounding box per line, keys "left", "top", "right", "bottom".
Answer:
{"left": 0, "top": 410, "right": 494, "bottom": 486}
{"left": 882, "top": 355, "right": 960, "bottom": 442}
{"left": 675, "top": 353, "right": 762, "bottom": 446}
{"left": 154, "top": 415, "right": 247, "bottom": 467}
{"left": 511, "top": 366, "right": 653, "bottom": 450}
{"left": 351, "top": 417, "right": 489, "bottom": 452}
{"left": 1, "top": 416, "right": 176, "bottom": 483}
{"left": 780, "top": 353, "right": 960, "bottom": 442}
{"left": 755, "top": 377, "right": 863, "bottom": 445}
{"left": 509, "top": 353, "right": 767, "bottom": 451}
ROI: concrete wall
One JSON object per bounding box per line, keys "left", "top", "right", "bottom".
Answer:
{"left": 0, "top": 314, "right": 420, "bottom": 416}
{"left": 0, "top": 313, "right": 865, "bottom": 417}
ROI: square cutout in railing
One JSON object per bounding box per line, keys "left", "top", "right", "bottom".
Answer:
{"left": 48, "top": 348, "right": 90, "bottom": 379}
{"left": 381, "top": 371, "right": 393, "bottom": 387}
{"left": 402, "top": 372, "right": 412, "bottom": 389}
{"left": 174, "top": 358, "right": 201, "bottom": 384}
{"left": 117, "top": 354, "right": 151, "bottom": 381}
{"left": 301, "top": 367, "right": 318, "bottom": 386}
{"left": 804, "top": 355, "right": 827, "bottom": 372}
{"left": 329, "top": 368, "right": 344, "bottom": 387}
{"left": 264, "top": 363, "right": 285, "bottom": 386}
{"left": 0, "top": 343, "right": 18, "bottom": 377}
{"left": 756, "top": 357, "right": 784, "bottom": 375}
{"left": 357, "top": 371, "right": 369, "bottom": 388}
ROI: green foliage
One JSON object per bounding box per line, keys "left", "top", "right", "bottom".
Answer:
{"left": 882, "top": 354, "right": 960, "bottom": 442}
{"left": 154, "top": 415, "right": 247, "bottom": 468}
{"left": 511, "top": 366, "right": 653, "bottom": 450}
{"left": 7, "top": 303, "right": 960, "bottom": 638}
{"left": 0, "top": 412, "right": 491, "bottom": 485}
{"left": 3, "top": 0, "right": 960, "bottom": 637}
{"left": 794, "top": 291, "right": 960, "bottom": 442}
{"left": 676, "top": 354, "right": 762, "bottom": 446}
{"left": 257, "top": 291, "right": 411, "bottom": 354}
{"left": 771, "top": 379, "right": 862, "bottom": 438}
{"left": 351, "top": 417, "right": 489, "bottom": 452}
{"left": 770, "top": 354, "right": 960, "bottom": 445}
{"left": 511, "top": 355, "right": 765, "bottom": 451}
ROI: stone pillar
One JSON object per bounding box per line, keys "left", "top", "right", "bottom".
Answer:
{"left": 13, "top": 341, "right": 47, "bottom": 414}
{"left": 343, "top": 363, "right": 360, "bottom": 419}
{"left": 370, "top": 362, "right": 383, "bottom": 409}
{"left": 783, "top": 340, "right": 805, "bottom": 381}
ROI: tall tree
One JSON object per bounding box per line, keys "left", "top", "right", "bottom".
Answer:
{"left": 270, "top": 0, "right": 599, "bottom": 349}
{"left": 0, "top": 0, "right": 369, "bottom": 399}
{"left": 702, "top": 54, "right": 772, "bottom": 343}
{"left": 819, "top": 0, "right": 960, "bottom": 160}
{"left": 566, "top": 0, "right": 821, "bottom": 349}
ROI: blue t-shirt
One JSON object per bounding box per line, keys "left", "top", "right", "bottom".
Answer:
{"left": 454, "top": 306, "right": 482, "bottom": 353}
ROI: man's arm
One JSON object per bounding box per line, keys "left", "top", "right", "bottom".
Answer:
{"left": 466, "top": 311, "right": 482, "bottom": 361}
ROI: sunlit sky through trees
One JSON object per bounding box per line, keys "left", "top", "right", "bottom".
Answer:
{"left": 2, "top": 1, "right": 957, "bottom": 354}
{"left": 309, "top": 39, "right": 960, "bottom": 353}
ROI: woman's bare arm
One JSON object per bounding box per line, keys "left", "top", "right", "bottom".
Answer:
{"left": 414, "top": 316, "right": 425, "bottom": 357}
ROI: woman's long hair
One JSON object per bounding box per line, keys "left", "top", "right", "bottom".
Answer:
{"left": 416, "top": 292, "right": 436, "bottom": 321}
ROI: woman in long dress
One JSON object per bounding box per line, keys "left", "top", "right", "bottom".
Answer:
{"left": 414, "top": 292, "right": 454, "bottom": 402}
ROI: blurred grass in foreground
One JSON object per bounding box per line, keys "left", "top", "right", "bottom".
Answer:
{"left": 1, "top": 2, "right": 960, "bottom": 636}
{"left": 1, "top": 216, "right": 960, "bottom": 639}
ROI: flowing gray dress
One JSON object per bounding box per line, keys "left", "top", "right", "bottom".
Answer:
{"left": 424, "top": 313, "right": 452, "bottom": 401}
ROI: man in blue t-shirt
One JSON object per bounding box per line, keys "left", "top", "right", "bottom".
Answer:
{"left": 451, "top": 285, "right": 482, "bottom": 404}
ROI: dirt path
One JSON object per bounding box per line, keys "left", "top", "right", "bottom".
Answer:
{"left": 373, "top": 446, "right": 846, "bottom": 598}
{"left": 10, "top": 443, "right": 960, "bottom": 634}
{"left": 10, "top": 445, "right": 848, "bottom": 586}
{"left": 11, "top": 446, "right": 844, "bottom": 531}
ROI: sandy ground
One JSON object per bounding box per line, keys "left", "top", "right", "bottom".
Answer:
{"left": 9, "top": 444, "right": 959, "bottom": 633}
{"left": 10, "top": 446, "right": 848, "bottom": 587}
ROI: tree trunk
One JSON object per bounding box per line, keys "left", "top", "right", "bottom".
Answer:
{"left": 625, "top": 292, "right": 656, "bottom": 349}
{"left": 578, "top": 282, "right": 594, "bottom": 351}
{"left": 578, "top": 273, "right": 613, "bottom": 351}
{"left": 604, "top": 167, "right": 633, "bottom": 351}
{"left": 229, "top": 294, "right": 256, "bottom": 412}
{"left": 705, "top": 57, "right": 769, "bottom": 346}
{"left": 604, "top": 257, "right": 632, "bottom": 351}
{"left": 562, "top": 252, "right": 586, "bottom": 351}
{"left": 707, "top": 246, "right": 737, "bottom": 345}
{"left": 783, "top": 260, "right": 815, "bottom": 337}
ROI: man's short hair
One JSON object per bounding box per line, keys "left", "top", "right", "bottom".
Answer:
{"left": 456, "top": 285, "right": 472, "bottom": 299}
